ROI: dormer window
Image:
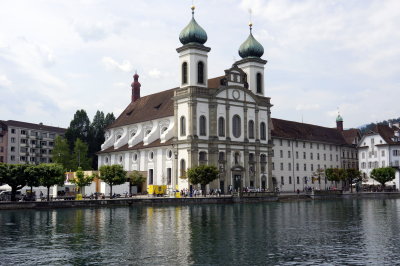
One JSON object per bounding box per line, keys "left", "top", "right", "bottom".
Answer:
{"left": 161, "top": 127, "right": 168, "bottom": 134}
{"left": 117, "top": 135, "right": 122, "bottom": 140}
{"left": 146, "top": 130, "right": 151, "bottom": 136}
{"left": 131, "top": 131, "right": 136, "bottom": 138}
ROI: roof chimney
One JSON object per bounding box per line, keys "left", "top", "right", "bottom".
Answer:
{"left": 131, "top": 72, "right": 141, "bottom": 102}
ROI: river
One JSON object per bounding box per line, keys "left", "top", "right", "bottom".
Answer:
{"left": 1, "top": 199, "right": 400, "bottom": 265}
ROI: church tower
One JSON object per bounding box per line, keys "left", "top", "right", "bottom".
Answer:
{"left": 236, "top": 22, "right": 267, "bottom": 96}
{"left": 176, "top": 5, "right": 210, "bottom": 88}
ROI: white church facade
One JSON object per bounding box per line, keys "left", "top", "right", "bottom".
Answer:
{"left": 97, "top": 7, "right": 360, "bottom": 193}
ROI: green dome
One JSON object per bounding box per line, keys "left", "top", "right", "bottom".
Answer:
{"left": 179, "top": 17, "right": 207, "bottom": 45}
{"left": 336, "top": 114, "right": 343, "bottom": 122}
{"left": 238, "top": 32, "right": 264, "bottom": 58}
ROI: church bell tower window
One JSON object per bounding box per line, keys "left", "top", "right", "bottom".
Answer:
{"left": 256, "top": 73, "right": 262, "bottom": 94}
{"left": 198, "top": 61, "right": 204, "bottom": 84}
{"left": 182, "top": 62, "right": 188, "bottom": 84}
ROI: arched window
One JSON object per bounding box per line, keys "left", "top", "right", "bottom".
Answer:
{"left": 180, "top": 159, "right": 186, "bottom": 177}
{"left": 198, "top": 61, "right": 204, "bottom": 84}
{"left": 256, "top": 73, "right": 262, "bottom": 94}
{"left": 182, "top": 62, "right": 188, "bottom": 84}
{"left": 248, "top": 120, "right": 254, "bottom": 139}
{"left": 218, "top": 117, "right": 225, "bottom": 137}
{"left": 260, "top": 122, "right": 266, "bottom": 140}
{"left": 232, "top": 115, "right": 241, "bottom": 138}
{"left": 180, "top": 116, "right": 186, "bottom": 136}
{"left": 199, "top": 115, "right": 207, "bottom": 136}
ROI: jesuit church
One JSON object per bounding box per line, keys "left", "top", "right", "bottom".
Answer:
{"left": 98, "top": 7, "right": 360, "bottom": 193}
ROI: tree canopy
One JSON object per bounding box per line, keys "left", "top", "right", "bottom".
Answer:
{"left": 99, "top": 164, "right": 127, "bottom": 197}
{"left": 325, "top": 168, "right": 346, "bottom": 183}
{"left": 52, "top": 136, "right": 73, "bottom": 170}
{"left": 187, "top": 165, "right": 219, "bottom": 194}
{"left": 71, "top": 167, "right": 95, "bottom": 194}
{"left": 36, "top": 164, "right": 66, "bottom": 201}
{"left": 0, "top": 164, "right": 28, "bottom": 201}
{"left": 370, "top": 167, "right": 396, "bottom": 187}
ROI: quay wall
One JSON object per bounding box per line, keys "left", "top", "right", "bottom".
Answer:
{"left": 1, "top": 192, "right": 400, "bottom": 210}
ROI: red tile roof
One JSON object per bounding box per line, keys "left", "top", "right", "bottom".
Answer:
{"left": 108, "top": 88, "right": 176, "bottom": 129}
{"left": 342, "top": 128, "right": 361, "bottom": 145}
{"left": 271, "top": 118, "right": 349, "bottom": 145}
{"left": 368, "top": 124, "right": 400, "bottom": 145}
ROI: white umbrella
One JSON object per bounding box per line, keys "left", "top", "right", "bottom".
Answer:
{"left": 0, "top": 184, "right": 11, "bottom": 191}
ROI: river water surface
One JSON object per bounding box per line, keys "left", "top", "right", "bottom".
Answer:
{"left": 1, "top": 199, "right": 400, "bottom": 265}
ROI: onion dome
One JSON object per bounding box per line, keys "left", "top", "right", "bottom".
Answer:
{"left": 179, "top": 6, "right": 207, "bottom": 45}
{"left": 238, "top": 23, "right": 264, "bottom": 58}
{"left": 336, "top": 114, "right": 343, "bottom": 122}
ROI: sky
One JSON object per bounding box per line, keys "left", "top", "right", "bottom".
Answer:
{"left": 0, "top": 0, "right": 399, "bottom": 129}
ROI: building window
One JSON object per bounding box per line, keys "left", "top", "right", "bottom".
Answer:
{"left": 11, "top": 128, "right": 15, "bottom": 134}
{"left": 310, "top": 153, "right": 313, "bottom": 160}
{"left": 280, "top": 150, "right": 283, "bottom": 158}
{"left": 199, "top": 115, "right": 207, "bottom": 136}
{"left": 382, "top": 150, "right": 385, "bottom": 156}
{"left": 182, "top": 62, "right": 188, "bottom": 84}
{"left": 260, "top": 122, "right": 266, "bottom": 140}
{"left": 11, "top": 137, "right": 15, "bottom": 143}
{"left": 303, "top": 152, "right": 306, "bottom": 159}
{"left": 232, "top": 115, "right": 241, "bottom": 138}
{"left": 280, "top": 163, "right": 284, "bottom": 171}
{"left": 288, "top": 163, "right": 292, "bottom": 171}
{"left": 21, "top": 130, "right": 26, "bottom": 135}
{"left": 167, "top": 168, "right": 172, "bottom": 185}
{"left": 296, "top": 163, "right": 299, "bottom": 171}
{"left": 218, "top": 117, "right": 225, "bottom": 137}
{"left": 180, "top": 159, "right": 186, "bottom": 177}
{"left": 10, "top": 146, "right": 15, "bottom": 152}
{"left": 149, "top": 152, "right": 154, "bottom": 160}
{"left": 288, "top": 151, "right": 291, "bottom": 158}
{"left": 304, "top": 164, "right": 307, "bottom": 171}
{"left": 297, "top": 176, "right": 300, "bottom": 184}
{"left": 167, "top": 150, "right": 173, "bottom": 159}
{"left": 256, "top": 73, "right": 262, "bottom": 93}
{"left": 198, "top": 61, "right": 204, "bottom": 84}
{"left": 148, "top": 169, "right": 154, "bottom": 185}
{"left": 281, "top": 176, "right": 284, "bottom": 185}
{"left": 11, "top": 155, "right": 15, "bottom": 161}
{"left": 296, "top": 152, "right": 299, "bottom": 159}
{"left": 180, "top": 116, "right": 186, "bottom": 136}
{"left": 219, "top": 152, "right": 225, "bottom": 161}
{"left": 289, "top": 176, "right": 292, "bottom": 184}
{"left": 248, "top": 120, "right": 254, "bottom": 139}
{"left": 199, "top": 151, "right": 207, "bottom": 162}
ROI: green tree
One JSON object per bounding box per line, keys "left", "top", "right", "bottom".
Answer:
{"left": 325, "top": 168, "right": 346, "bottom": 188}
{"left": 89, "top": 111, "right": 105, "bottom": 169}
{"left": 71, "top": 167, "right": 95, "bottom": 194}
{"left": 345, "top": 168, "right": 362, "bottom": 193}
{"left": 128, "top": 171, "right": 146, "bottom": 194}
{"left": 187, "top": 165, "right": 219, "bottom": 195}
{"left": 71, "top": 138, "right": 92, "bottom": 171}
{"left": 65, "top": 109, "right": 91, "bottom": 151}
{"left": 99, "top": 164, "right": 127, "bottom": 197}
{"left": 52, "top": 136, "right": 73, "bottom": 171}
{"left": 370, "top": 167, "right": 396, "bottom": 188}
{"left": 37, "top": 164, "right": 66, "bottom": 201}
{"left": 0, "top": 164, "right": 28, "bottom": 201}
{"left": 104, "top": 113, "right": 116, "bottom": 128}
{"left": 25, "top": 165, "right": 41, "bottom": 198}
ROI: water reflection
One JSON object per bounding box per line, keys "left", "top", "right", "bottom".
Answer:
{"left": 1, "top": 200, "right": 400, "bottom": 265}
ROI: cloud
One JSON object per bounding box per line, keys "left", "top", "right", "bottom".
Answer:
{"left": 295, "top": 104, "right": 320, "bottom": 111}
{"left": 101, "top": 57, "right": 133, "bottom": 72}
{"left": 148, "top": 68, "right": 161, "bottom": 78}
{"left": 0, "top": 75, "right": 12, "bottom": 87}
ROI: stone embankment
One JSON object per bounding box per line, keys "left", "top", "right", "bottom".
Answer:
{"left": 1, "top": 192, "right": 400, "bottom": 210}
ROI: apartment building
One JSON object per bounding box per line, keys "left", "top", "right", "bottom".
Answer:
{"left": 0, "top": 120, "right": 66, "bottom": 164}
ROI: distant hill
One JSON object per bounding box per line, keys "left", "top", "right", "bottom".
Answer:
{"left": 359, "top": 117, "right": 400, "bottom": 134}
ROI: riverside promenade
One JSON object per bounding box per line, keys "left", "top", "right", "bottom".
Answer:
{"left": 1, "top": 191, "right": 400, "bottom": 210}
